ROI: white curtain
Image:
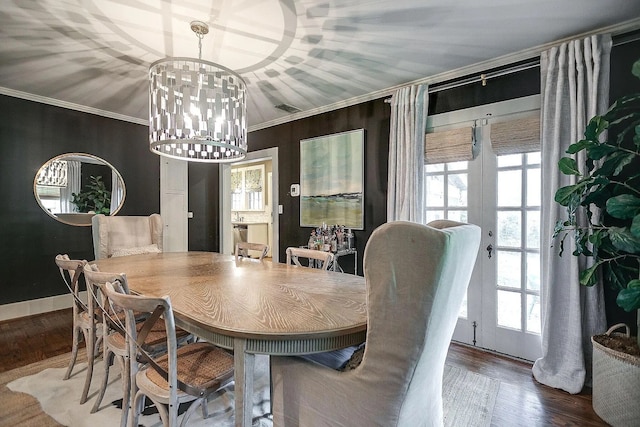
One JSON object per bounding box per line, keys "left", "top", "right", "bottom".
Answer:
{"left": 387, "top": 84, "right": 429, "bottom": 222}
{"left": 532, "top": 34, "right": 611, "bottom": 394}
{"left": 60, "top": 160, "right": 81, "bottom": 213}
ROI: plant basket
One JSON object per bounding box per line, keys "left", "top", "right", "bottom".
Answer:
{"left": 591, "top": 323, "right": 640, "bottom": 426}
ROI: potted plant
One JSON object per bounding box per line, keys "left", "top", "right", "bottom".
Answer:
{"left": 554, "top": 58, "right": 640, "bottom": 426}
{"left": 71, "top": 175, "right": 111, "bottom": 215}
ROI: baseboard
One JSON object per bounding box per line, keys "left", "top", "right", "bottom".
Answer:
{"left": 0, "top": 291, "right": 86, "bottom": 321}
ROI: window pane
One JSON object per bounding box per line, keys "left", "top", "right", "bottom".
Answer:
{"left": 497, "top": 170, "right": 522, "bottom": 207}
{"left": 526, "top": 252, "right": 540, "bottom": 291}
{"left": 447, "top": 210, "right": 468, "bottom": 223}
{"left": 459, "top": 292, "right": 468, "bottom": 318}
{"left": 426, "top": 163, "right": 444, "bottom": 172}
{"left": 425, "top": 175, "right": 444, "bottom": 207}
{"left": 527, "top": 168, "right": 541, "bottom": 206}
{"left": 527, "top": 152, "right": 541, "bottom": 165}
{"left": 447, "top": 174, "right": 467, "bottom": 207}
{"left": 497, "top": 211, "right": 521, "bottom": 247}
{"left": 526, "top": 294, "right": 541, "bottom": 334}
{"left": 526, "top": 211, "right": 540, "bottom": 249}
{"left": 448, "top": 161, "right": 468, "bottom": 171}
{"left": 497, "top": 154, "right": 522, "bottom": 167}
{"left": 426, "top": 210, "right": 444, "bottom": 223}
{"left": 497, "top": 251, "right": 521, "bottom": 289}
{"left": 498, "top": 290, "right": 521, "bottom": 329}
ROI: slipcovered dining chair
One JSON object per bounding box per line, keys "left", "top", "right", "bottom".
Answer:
{"left": 102, "top": 280, "right": 235, "bottom": 427}
{"left": 235, "top": 241, "right": 269, "bottom": 261}
{"left": 271, "top": 220, "right": 481, "bottom": 427}
{"left": 55, "top": 254, "right": 101, "bottom": 404}
{"left": 286, "top": 247, "right": 334, "bottom": 270}
{"left": 91, "top": 213, "right": 163, "bottom": 260}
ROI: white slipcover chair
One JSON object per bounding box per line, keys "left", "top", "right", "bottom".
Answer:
{"left": 91, "top": 214, "right": 163, "bottom": 260}
{"left": 271, "top": 220, "right": 481, "bottom": 427}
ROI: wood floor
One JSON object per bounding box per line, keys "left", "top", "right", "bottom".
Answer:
{"left": 0, "top": 309, "right": 607, "bottom": 426}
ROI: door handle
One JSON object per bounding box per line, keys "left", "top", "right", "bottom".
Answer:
{"left": 486, "top": 244, "right": 493, "bottom": 259}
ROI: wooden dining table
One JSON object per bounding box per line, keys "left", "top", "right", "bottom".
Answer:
{"left": 94, "top": 251, "right": 367, "bottom": 427}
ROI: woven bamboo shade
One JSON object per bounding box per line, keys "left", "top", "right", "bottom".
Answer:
{"left": 490, "top": 115, "right": 540, "bottom": 155}
{"left": 424, "top": 127, "right": 474, "bottom": 164}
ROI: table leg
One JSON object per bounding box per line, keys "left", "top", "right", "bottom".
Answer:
{"left": 234, "top": 338, "right": 255, "bottom": 427}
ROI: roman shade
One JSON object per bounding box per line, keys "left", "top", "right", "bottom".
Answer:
{"left": 424, "top": 127, "right": 474, "bottom": 164}
{"left": 490, "top": 115, "right": 540, "bottom": 155}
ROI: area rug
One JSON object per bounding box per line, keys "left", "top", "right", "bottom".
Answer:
{"left": 3, "top": 353, "right": 499, "bottom": 426}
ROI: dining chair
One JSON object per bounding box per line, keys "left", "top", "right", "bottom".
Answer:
{"left": 271, "top": 220, "right": 481, "bottom": 426}
{"left": 91, "top": 213, "right": 163, "bottom": 260}
{"left": 55, "top": 254, "right": 101, "bottom": 405}
{"left": 83, "top": 264, "right": 188, "bottom": 426}
{"left": 102, "top": 280, "right": 235, "bottom": 427}
{"left": 235, "top": 241, "right": 269, "bottom": 261}
{"left": 285, "top": 247, "right": 334, "bottom": 270}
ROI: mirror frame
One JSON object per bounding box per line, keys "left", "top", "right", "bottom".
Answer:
{"left": 33, "top": 152, "right": 126, "bottom": 227}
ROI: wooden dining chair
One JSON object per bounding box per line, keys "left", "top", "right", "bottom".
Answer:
{"left": 55, "top": 254, "right": 101, "bottom": 405}
{"left": 83, "top": 264, "right": 188, "bottom": 426}
{"left": 102, "top": 280, "right": 235, "bottom": 427}
{"left": 235, "top": 241, "right": 269, "bottom": 261}
{"left": 286, "top": 247, "right": 334, "bottom": 270}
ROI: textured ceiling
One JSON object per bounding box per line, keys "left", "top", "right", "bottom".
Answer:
{"left": 1, "top": 1, "right": 639, "bottom": 130}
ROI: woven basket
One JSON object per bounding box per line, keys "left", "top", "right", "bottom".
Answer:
{"left": 591, "top": 323, "right": 640, "bottom": 427}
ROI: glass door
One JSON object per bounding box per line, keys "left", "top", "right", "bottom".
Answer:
{"left": 425, "top": 96, "right": 542, "bottom": 361}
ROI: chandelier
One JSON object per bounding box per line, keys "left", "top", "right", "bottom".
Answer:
{"left": 148, "top": 21, "right": 247, "bottom": 162}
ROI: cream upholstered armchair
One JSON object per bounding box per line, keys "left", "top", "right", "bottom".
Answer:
{"left": 271, "top": 220, "right": 481, "bottom": 427}
{"left": 91, "top": 214, "right": 163, "bottom": 260}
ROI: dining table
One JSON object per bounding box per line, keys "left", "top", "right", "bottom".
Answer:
{"left": 93, "top": 251, "right": 367, "bottom": 427}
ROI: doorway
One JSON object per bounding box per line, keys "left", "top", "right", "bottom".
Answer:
{"left": 425, "top": 96, "right": 542, "bottom": 361}
{"left": 220, "top": 148, "right": 279, "bottom": 262}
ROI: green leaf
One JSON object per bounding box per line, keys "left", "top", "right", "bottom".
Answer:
{"left": 584, "top": 116, "right": 608, "bottom": 140}
{"left": 616, "top": 280, "right": 640, "bottom": 312}
{"left": 608, "top": 226, "right": 640, "bottom": 253}
{"left": 632, "top": 59, "right": 640, "bottom": 79}
{"left": 631, "top": 214, "right": 640, "bottom": 237}
{"left": 587, "top": 143, "right": 617, "bottom": 160}
{"left": 566, "top": 139, "right": 594, "bottom": 154}
{"left": 613, "top": 153, "right": 636, "bottom": 176}
{"left": 555, "top": 185, "right": 580, "bottom": 206}
{"left": 557, "top": 157, "right": 581, "bottom": 175}
{"left": 606, "top": 194, "right": 640, "bottom": 219}
{"left": 579, "top": 262, "right": 603, "bottom": 286}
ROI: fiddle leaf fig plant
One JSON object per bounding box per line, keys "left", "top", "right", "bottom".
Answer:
{"left": 554, "top": 58, "right": 640, "bottom": 314}
{"left": 72, "top": 175, "right": 111, "bottom": 215}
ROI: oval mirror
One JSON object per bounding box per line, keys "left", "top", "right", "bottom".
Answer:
{"left": 33, "top": 153, "right": 126, "bottom": 226}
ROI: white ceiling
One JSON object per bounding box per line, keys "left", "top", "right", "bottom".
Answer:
{"left": 1, "top": 1, "right": 639, "bottom": 130}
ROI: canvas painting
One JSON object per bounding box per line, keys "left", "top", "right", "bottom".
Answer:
{"left": 300, "top": 129, "right": 364, "bottom": 229}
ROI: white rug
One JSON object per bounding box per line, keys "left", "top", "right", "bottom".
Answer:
{"left": 8, "top": 356, "right": 499, "bottom": 426}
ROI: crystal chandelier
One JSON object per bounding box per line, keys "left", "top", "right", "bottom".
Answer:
{"left": 149, "top": 21, "right": 247, "bottom": 162}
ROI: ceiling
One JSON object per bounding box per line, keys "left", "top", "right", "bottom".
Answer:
{"left": 1, "top": 1, "right": 639, "bottom": 131}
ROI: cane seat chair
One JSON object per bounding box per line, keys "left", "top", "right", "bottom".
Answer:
{"left": 235, "top": 242, "right": 269, "bottom": 261}
{"left": 83, "top": 264, "right": 190, "bottom": 426}
{"left": 103, "top": 280, "right": 235, "bottom": 427}
{"left": 55, "top": 254, "right": 102, "bottom": 404}
{"left": 286, "top": 247, "right": 334, "bottom": 270}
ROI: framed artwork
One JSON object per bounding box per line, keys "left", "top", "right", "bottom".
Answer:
{"left": 300, "top": 129, "right": 364, "bottom": 229}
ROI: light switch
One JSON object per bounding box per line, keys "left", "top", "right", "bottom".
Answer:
{"left": 290, "top": 183, "right": 300, "bottom": 197}
{"left": 278, "top": 205, "right": 283, "bottom": 214}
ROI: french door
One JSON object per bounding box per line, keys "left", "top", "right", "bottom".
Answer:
{"left": 425, "top": 96, "right": 542, "bottom": 361}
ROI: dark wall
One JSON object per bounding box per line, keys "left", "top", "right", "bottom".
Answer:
{"left": 188, "top": 163, "right": 220, "bottom": 252}
{"left": 247, "top": 100, "right": 391, "bottom": 273}
{"left": 0, "top": 95, "right": 159, "bottom": 305}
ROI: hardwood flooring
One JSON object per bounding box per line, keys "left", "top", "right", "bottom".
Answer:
{"left": 0, "top": 309, "right": 606, "bottom": 426}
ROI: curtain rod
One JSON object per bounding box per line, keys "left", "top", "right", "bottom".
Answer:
{"left": 384, "top": 60, "right": 539, "bottom": 103}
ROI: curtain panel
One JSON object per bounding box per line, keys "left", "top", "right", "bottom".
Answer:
{"left": 387, "top": 84, "right": 429, "bottom": 223}
{"left": 532, "top": 34, "right": 611, "bottom": 394}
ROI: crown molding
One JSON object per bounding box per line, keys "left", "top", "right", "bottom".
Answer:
{"left": 0, "top": 86, "right": 148, "bottom": 126}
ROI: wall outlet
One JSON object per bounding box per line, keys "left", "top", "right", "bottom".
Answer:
{"left": 278, "top": 205, "right": 283, "bottom": 214}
